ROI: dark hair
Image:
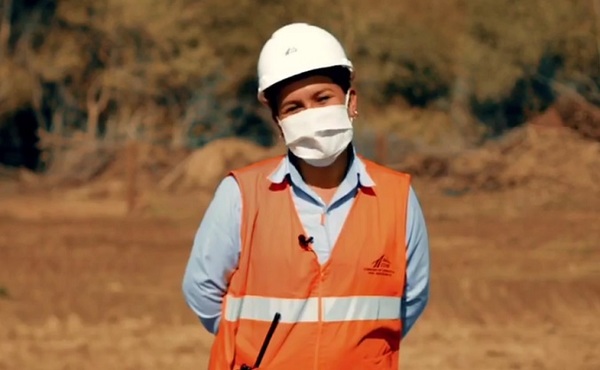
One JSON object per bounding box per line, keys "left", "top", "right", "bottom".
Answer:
{"left": 264, "top": 66, "right": 351, "bottom": 115}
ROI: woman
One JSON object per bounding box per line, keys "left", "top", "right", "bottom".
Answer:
{"left": 182, "top": 22, "right": 430, "bottom": 370}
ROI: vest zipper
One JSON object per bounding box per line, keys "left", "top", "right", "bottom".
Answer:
{"left": 314, "top": 264, "right": 323, "bottom": 370}
{"left": 306, "top": 235, "right": 323, "bottom": 370}
{"left": 314, "top": 209, "right": 328, "bottom": 370}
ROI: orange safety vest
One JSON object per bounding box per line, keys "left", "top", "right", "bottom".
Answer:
{"left": 208, "top": 156, "right": 411, "bottom": 370}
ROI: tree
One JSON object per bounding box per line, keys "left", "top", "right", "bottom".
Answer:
{"left": 0, "top": 0, "right": 598, "bottom": 171}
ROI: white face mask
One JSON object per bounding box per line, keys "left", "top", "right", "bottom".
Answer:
{"left": 278, "top": 94, "right": 354, "bottom": 167}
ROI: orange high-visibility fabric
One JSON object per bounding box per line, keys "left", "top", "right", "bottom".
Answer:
{"left": 208, "top": 156, "right": 410, "bottom": 370}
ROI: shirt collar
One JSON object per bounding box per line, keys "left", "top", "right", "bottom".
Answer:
{"left": 267, "top": 146, "right": 376, "bottom": 188}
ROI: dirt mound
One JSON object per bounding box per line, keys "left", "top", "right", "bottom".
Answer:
{"left": 96, "top": 141, "right": 190, "bottom": 188}
{"left": 54, "top": 141, "right": 188, "bottom": 201}
{"left": 38, "top": 140, "right": 190, "bottom": 190}
{"left": 450, "top": 124, "right": 599, "bottom": 191}
{"left": 158, "top": 137, "right": 285, "bottom": 193}
{"left": 51, "top": 138, "right": 285, "bottom": 206}
{"left": 43, "top": 143, "right": 116, "bottom": 187}
{"left": 555, "top": 96, "right": 600, "bottom": 141}
{"left": 396, "top": 107, "right": 600, "bottom": 194}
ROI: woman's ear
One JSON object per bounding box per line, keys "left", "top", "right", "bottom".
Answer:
{"left": 347, "top": 88, "right": 358, "bottom": 119}
{"left": 258, "top": 93, "right": 270, "bottom": 108}
{"left": 261, "top": 93, "right": 281, "bottom": 122}
{"left": 270, "top": 110, "right": 284, "bottom": 138}
{"left": 270, "top": 116, "right": 284, "bottom": 143}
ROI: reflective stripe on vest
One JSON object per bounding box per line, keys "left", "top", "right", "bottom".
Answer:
{"left": 224, "top": 294, "right": 402, "bottom": 323}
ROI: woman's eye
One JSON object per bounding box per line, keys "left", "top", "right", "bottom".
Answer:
{"left": 283, "top": 106, "right": 299, "bottom": 114}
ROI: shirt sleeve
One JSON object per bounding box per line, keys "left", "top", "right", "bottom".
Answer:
{"left": 401, "top": 185, "right": 431, "bottom": 338}
{"left": 182, "top": 176, "right": 242, "bottom": 334}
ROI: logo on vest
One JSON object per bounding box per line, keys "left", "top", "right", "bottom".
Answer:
{"left": 364, "top": 255, "right": 394, "bottom": 276}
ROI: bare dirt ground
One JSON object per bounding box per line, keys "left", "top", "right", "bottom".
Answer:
{"left": 0, "top": 174, "right": 598, "bottom": 370}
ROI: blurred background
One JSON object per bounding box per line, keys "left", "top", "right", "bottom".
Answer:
{"left": 0, "top": 0, "right": 599, "bottom": 369}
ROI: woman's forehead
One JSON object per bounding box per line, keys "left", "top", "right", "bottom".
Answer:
{"left": 278, "top": 75, "right": 343, "bottom": 102}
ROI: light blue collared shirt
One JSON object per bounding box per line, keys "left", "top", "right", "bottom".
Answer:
{"left": 182, "top": 151, "right": 430, "bottom": 338}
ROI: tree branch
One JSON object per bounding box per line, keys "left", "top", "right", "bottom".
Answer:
{"left": 0, "top": 0, "right": 12, "bottom": 58}
{"left": 86, "top": 76, "right": 111, "bottom": 140}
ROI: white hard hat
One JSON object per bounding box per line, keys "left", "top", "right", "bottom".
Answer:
{"left": 257, "top": 23, "right": 353, "bottom": 101}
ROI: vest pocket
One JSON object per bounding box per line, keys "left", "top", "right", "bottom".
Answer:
{"left": 334, "top": 351, "right": 395, "bottom": 370}
{"left": 361, "top": 351, "right": 395, "bottom": 369}
{"left": 338, "top": 327, "right": 400, "bottom": 370}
